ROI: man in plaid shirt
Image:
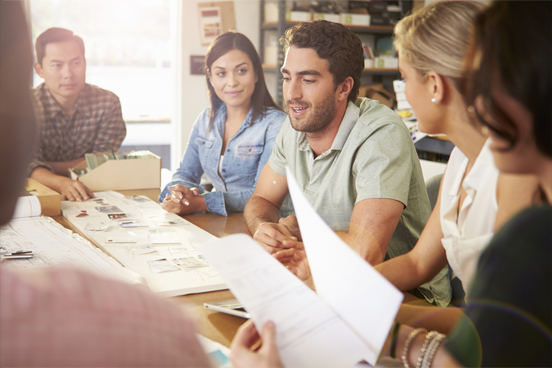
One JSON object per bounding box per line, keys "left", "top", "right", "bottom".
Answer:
{"left": 29, "top": 28, "right": 126, "bottom": 201}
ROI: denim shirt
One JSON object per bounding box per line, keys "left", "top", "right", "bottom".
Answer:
{"left": 160, "top": 104, "right": 286, "bottom": 216}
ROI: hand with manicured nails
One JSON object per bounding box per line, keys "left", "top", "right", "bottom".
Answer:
{"left": 161, "top": 184, "right": 207, "bottom": 215}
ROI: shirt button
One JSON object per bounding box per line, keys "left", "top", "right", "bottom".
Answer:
{"left": 222, "top": 169, "right": 226, "bottom": 173}
{"left": 227, "top": 149, "right": 230, "bottom": 152}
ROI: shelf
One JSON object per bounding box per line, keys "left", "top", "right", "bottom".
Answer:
{"left": 262, "top": 21, "right": 394, "bottom": 34}
{"left": 363, "top": 68, "right": 400, "bottom": 75}
{"left": 262, "top": 64, "right": 399, "bottom": 75}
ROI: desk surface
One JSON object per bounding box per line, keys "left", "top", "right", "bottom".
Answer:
{"left": 54, "top": 189, "right": 250, "bottom": 347}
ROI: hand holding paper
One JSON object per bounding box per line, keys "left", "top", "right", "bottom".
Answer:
{"left": 285, "top": 166, "right": 404, "bottom": 364}
{"left": 199, "top": 167, "right": 403, "bottom": 367}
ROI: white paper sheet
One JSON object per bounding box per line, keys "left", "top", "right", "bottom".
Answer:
{"left": 199, "top": 234, "right": 371, "bottom": 368}
{"left": 61, "top": 191, "right": 227, "bottom": 297}
{"left": 286, "top": 166, "right": 404, "bottom": 365}
{"left": 1, "top": 216, "right": 142, "bottom": 285}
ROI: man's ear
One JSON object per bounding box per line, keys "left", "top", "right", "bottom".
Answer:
{"left": 34, "top": 62, "right": 43, "bottom": 78}
{"left": 427, "top": 71, "right": 446, "bottom": 104}
{"left": 337, "top": 76, "right": 354, "bottom": 102}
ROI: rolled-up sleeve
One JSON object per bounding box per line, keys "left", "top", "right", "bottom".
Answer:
{"left": 159, "top": 114, "right": 206, "bottom": 202}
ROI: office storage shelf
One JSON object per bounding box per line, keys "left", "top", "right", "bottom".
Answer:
{"left": 262, "top": 64, "right": 399, "bottom": 75}
{"left": 259, "top": 0, "right": 402, "bottom": 105}
{"left": 261, "top": 21, "right": 395, "bottom": 34}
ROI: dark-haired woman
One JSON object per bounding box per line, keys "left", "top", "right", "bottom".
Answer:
{"left": 160, "top": 31, "right": 286, "bottom": 216}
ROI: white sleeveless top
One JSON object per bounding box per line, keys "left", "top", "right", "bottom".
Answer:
{"left": 440, "top": 139, "right": 499, "bottom": 295}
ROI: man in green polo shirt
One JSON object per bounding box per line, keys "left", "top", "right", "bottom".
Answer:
{"left": 244, "top": 20, "right": 449, "bottom": 305}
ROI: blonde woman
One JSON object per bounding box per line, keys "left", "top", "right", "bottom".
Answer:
{"left": 373, "top": 0, "right": 540, "bottom": 329}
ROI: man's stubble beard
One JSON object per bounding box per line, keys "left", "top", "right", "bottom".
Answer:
{"left": 287, "top": 90, "right": 337, "bottom": 134}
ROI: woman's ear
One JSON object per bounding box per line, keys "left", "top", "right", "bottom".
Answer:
{"left": 427, "top": 71, "right": 446, "bottom": 104}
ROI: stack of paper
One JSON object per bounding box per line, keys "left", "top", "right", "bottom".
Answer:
{"left": 61, "top": 191, "right": 227, "bottom": 297}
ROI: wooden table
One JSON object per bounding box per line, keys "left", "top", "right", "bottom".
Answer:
{"left": 54, "top": 189, "right": 251, "bottom": 347}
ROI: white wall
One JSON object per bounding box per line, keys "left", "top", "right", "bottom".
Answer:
{"left": 173, "top": 0, "right": 260, "bottom": 169}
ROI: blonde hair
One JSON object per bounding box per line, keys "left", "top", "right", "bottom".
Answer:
{"left": 394, "top": 1, "right": 486, "bottom": 87}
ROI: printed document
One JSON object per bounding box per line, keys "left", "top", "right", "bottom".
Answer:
{"left": 198, "top": 168, "right": 403, "bottom": 367}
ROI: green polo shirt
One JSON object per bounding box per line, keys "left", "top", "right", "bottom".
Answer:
{"left": 269, "top": 97, "right": 451, "bottom": 305}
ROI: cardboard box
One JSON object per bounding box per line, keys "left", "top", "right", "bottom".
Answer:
{"left": 370, "top": 15, "right": 389, "bottom": 26}
{"left": 264, "top": 1, "right": 279, "bottom": 22}
{"left": 364, "top": 58, "right": 374, "bottom": 68}
{"left": 340, "top": 13, "right": 371, "bottom": 26}
{"left": 358, "top": 83, "right": 396, "bottom": 109}
{"left": 24, "top": 178, "right": 61, "bottom": 216}
{"left": 367, "top": 2, "right": 387, "bottom": 14}
{"left": 285, "top": 11, "right": 311, "bottom": 22}
{"left": 69, "top": 151, "right": 161, "bottom": 191}
{"left": 375, "top": 56, "right": 398, "bottom": 68}
{"left": 313, "top": 13, "right": 341, "bottom": 23}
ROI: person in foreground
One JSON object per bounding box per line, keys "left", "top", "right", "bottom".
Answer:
{"left": 29, "top": 27, "right": 126, "bottom": 202}
{"left": 230, "top": 1, "right": 551, "bottom": 367}
{"left": 0, "top": 4, "right": 209, "bottom": 367}
{"left": 244, "top": 20, "right": 449, "bottom": 305}
{"left": 372, "top": 0, "right": 539, "bottom": 328}
{"left": 160, "top": 31, "right": 286, "bottom": 216}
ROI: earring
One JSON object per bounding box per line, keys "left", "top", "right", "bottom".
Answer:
{"left": 431, "top": 98, "right": 436, "bottom": 103}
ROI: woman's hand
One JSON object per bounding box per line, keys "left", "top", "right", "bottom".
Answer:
{"left": 162, "top": 184, "right": 207, "bottom": 215}
{"left": 273, "top": 248, "right": 314, "bottom": 289}
{"left": 230, "top": 320, "right": 284, "bottom": 368}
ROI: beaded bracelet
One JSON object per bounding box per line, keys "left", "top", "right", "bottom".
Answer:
{"left": 421, "top": 334, "right": 440, "bottom": 368}
{"left": 416, "top": 331, "right": 437, "bottom": 368}
{"left": 402, "top": 328, "right": 425, "bottom": 368}
{"left": 390, "top": 322, "right": 401, "bottom": 359}
{"left": 422, "top": 333, "right": 446, "bottom": 368}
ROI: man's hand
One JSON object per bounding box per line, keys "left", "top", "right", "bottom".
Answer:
{"left": 162, "top": 184, "right": 206, "bottom": 215}
{"left": 253, "top": 222, "right": 300, "bottom": 254}
{"left": 278, "top": 215, "right": 302, "bottom": 241}
{"left": 59, "top": 178, "right": 94, "bottom": 201}
{"left": 230, "top": 320, "right": 284, "bottom": 368}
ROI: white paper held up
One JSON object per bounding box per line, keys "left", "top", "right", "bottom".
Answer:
{"left": 198, "top": 234, "right": 371, "bottom": 368}
{"left": 285, "top": 166, "right": 404, "bottom": 365}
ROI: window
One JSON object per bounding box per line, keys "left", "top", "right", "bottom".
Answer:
{"left": 30, "top": 0, "right": 176, "bottom": 168}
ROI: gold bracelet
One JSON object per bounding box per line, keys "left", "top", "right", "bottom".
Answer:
{"left": 402, "top": 328, "right": 425, "bottom": 368}
{"left": 416, "top": 331, "right": 437, "bottom": 368}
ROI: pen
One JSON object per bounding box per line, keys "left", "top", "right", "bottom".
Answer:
{"left": 2, "top": 250, "right": 34, "bottom": 259}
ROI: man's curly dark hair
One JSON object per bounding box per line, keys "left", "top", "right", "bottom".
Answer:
{"left": 280, "top": 20, "right": 364, "bottom": 102}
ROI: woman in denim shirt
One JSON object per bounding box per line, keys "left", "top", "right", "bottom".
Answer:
{"left": 160, "top": 31, "right": 286, "bottom": 216}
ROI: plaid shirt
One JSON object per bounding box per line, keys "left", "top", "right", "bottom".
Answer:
{"left": 0, "top": 267, "right": 211, "bottom": 367}
{"left": 29, "top": 83, "right": 126, "bottom": 174}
